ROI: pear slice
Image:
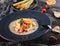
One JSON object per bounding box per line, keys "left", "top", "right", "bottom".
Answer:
{"left": 53, "top": 11, "right": 60, "bottom": 18}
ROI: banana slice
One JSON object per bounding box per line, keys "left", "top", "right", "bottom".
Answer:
{"left": 13, "top": 0, "right": 28, "bottom": 6}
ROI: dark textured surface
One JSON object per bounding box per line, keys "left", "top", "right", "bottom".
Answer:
{"left": 0, "top": 0, "right": 60, "bottom": 46}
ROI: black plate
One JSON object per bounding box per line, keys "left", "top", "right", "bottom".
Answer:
{"left": 0, "top": 10, "right": 50, "bottom": 42}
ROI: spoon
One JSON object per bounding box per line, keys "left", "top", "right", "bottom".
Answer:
{"left": 42, "top": 25, "right": 52, "bottom": 29}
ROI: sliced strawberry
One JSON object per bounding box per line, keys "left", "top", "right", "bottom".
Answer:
{"left": 41, "top": 8, "right": 47, "bottom": 13}
{"left": 23, "top": 20, "right": 28, "bottom": 25}
{"left": 50, "top": 36, "right": 58, "bottom": 41}
{"left": 18, "top": 25, "right": 24, "bottom": 33}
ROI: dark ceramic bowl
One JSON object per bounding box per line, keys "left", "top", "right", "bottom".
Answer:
{"left": 12, "top": 0, "right": 38, "bottom": 11}
{"left": 0, "top": 10, "right": 50, "bottom": 41}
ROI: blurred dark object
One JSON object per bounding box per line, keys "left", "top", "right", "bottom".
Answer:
{"left": 50, "top": 36, "right": 58, "bottom": 41}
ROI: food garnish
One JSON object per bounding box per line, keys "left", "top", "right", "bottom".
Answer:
{"left": 20, "top": 18, "right": 24, "bottom": 26}
{"left": 18, "top": 25, "right": 24, "bottom": 33}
